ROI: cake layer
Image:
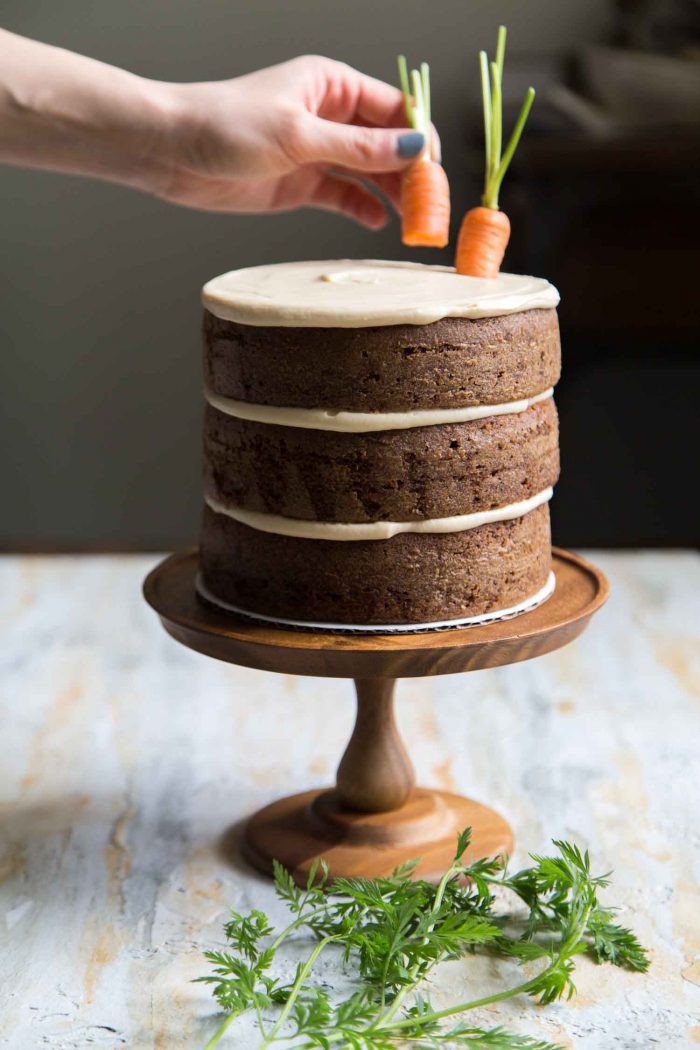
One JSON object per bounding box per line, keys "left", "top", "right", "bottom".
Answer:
{"left": 203, "top": 309, "right": 561, "bottom": 412}
{"left": 199, "top": 503, "right": 552, "bottom": 625}
{"left": 203, "top": 398, "right": 559, "bottom": 523}
{"left": 197, "top": 573, "right": 556, "bottom": 631}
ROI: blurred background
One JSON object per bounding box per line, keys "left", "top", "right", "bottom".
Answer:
{"left": 1, "top": 0, "right": 698, "bottom": 551}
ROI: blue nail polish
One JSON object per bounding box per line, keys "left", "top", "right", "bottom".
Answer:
{"left": 397, "top": 132, "right": 425, "bottom": 158}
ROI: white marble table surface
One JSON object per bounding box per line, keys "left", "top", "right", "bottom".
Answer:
{"left": 1, "top": 552, "right": 699, "bottom": 1049}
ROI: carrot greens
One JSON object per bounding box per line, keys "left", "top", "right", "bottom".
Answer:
{"left": 197, "top": 830, "right": 648, "bottom": 1048}
{"left": 397, "top": 54, "right": 432, "bottom": 141}
{"left": 456, "top": 25, "right": 537, "bottom": 276}
{"left": 480, "top": 25, "right": 535, "bottom": 209}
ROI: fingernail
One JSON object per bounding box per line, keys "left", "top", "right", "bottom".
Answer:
{"left": 397, "top": 132, "right": 425, "bottom": 158}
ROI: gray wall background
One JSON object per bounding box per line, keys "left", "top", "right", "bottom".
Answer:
{"left": 1, "top": 0, "right": 614, "bottom": 549}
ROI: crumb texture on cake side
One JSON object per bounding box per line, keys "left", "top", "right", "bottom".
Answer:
{"left": 198, "top": 261, "right": 562, "bottom": 628}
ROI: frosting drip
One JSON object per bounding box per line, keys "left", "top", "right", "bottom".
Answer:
{"left": 205, "top": 488, "right": 553, "bottom": 541}
{"left": 202, "top": 259, "right": 559, "bottom": 328}
{"left": 205, "top": 387, "right": 553, "bottom": 433}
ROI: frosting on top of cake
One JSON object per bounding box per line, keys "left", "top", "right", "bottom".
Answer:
{"left": 202, "top": 259, "right": 559, "bottom": 328}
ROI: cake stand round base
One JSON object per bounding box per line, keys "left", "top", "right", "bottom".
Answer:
{"left": 144, "top": 547, "right": 608, "bottom": 883}
{"left": 241, "top": 788, "right": 513, "bottom": 883}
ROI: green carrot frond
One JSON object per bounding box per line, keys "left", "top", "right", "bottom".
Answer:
{"left": 496, "top": 87, "right": 535, "bottom": 189}
{"left": 479, "top": 25, "right": 535, "bottom": 209}
{"left": 397, "top": 53, "right": 432, "bottom": 140}
{"left": 421, "top": 61, "right": 431, "bottom": 125}
{"left": 198, "top": 832, "right": 648, "bottom": 1049}
{"left": 397, "top": 54, "right": 413, "bottom": 126}
{"left": 495, "top": 24, "right": 507, "bottom": 81}
{"left": 411, "top": 68, "right": 425, "bottom": 130}
{"left": 479, "top": 50, "right": 492, "bottom": 188}
{"left": 490, "top": 61, "right": 502, "bottom": 180}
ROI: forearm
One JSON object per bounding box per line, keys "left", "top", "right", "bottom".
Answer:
{"left": 0, "top": 28, "right": 174, "bottom": 192}
{"left": 0, "top": 38, "right": 417, "bottom": 226}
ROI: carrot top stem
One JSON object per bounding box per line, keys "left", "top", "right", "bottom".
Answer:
{"left": 489, "top": 61, "right": 502, "bottom": 182}
{"left": 479, "top": 51, "right": 492, "bottom": 189}
{"left": 411, "top": 69, "right": 425, "bottom": 131}
{"left": 495, "top": 87, "right": 535, "bottom": 190}
{"left": 495, "top": 23, "right": 507, "bottom": 81}
{"left": 397, "top": 55, "right": 414, "bottom": 127}
{"left": 480, "top": 25, "right": 535, "bottom": 209}
{"left": 397, "top": 54, "right": 431, "bottom": 146}
{"left": 420, "top": 62, "right": 431, "bottom": 126}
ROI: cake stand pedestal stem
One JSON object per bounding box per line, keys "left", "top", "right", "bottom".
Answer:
{"left": 336, "top": 678, "right": 415, "bottom": 813}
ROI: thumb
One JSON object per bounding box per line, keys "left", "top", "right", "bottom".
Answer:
{"left": 290, "top": 116, "right": 426, "bottom": 173}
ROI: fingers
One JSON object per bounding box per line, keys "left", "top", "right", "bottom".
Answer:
{"left": 321, "top": 66, "right": 407, "bottom": 128}
{"left": 288, "top": 114, "right": 425, "bottom": 174}
{"left": 430, "top": 126, "right": 442, "bottom": 163}
{"left": 343, "top": 115, "right": 441, "bottom": 166}
{"left": 369, "top": 172, "right": 403, "bottom": 213}
{"left": 314, "top": 59, "right": 442, "bottom": 161}
{"left": 300, "top": 56, "right": 406, "bottom": 127}
{"left": 310, "top": 173, "right": 387, "bottom": 229}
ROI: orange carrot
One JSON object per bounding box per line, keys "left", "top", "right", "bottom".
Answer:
{"left": 455, "top": 205, "right": 510, "bottom": 278}
{"left": 454, "top": 26, "right": 535, "bottom": 278}
{"left": 397, "top": 56, "right": 450, "bottom": 249}
{"left": 401, "top": 156, "right": 450, "bottom": 247}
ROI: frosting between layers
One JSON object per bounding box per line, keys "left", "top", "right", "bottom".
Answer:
{"left": 205, "top": 387, "right": 554, "bottom": 433}
{"left": 205, "top": 488, "right": 553, "bottom": 541}
{"left": 202, "top": 260, "right": 559, "bottom": 328}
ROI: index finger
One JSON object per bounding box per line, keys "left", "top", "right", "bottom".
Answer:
{"left": 318, "top": 61, "right": 407, "bottom": 128}
{"left": 351, "top": 70, "right": 408, "bottom": 127}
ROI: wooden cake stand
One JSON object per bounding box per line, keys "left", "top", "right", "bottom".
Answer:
{"left": 144, "top": 547, "right": 608, "bottom": 883}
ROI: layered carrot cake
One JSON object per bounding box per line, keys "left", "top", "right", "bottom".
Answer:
{"left": 198, "top": 260, "right": 560, "bottom": 629}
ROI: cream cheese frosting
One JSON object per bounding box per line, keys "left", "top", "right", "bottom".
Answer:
{"left": 205, "top": 488, "right": 553, "bottom": 541}
{"left": 202, "top": 259, "right": 559, "bottom": 328}
{"left": 205, "top": 387, "right": 553, "bottom": 433}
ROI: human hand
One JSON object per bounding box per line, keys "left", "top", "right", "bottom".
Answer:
{"left": 0, "top": 34, "right": 438, "bottom": 228}
{"left": 154, "top": 55, "right": 439, "bottom": 228}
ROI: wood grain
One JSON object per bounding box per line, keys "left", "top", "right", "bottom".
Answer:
{"left": 241, "top": 788, "right": 513, "bottom": 885}
{"left": 335, "top": 679, "right": 415, "bottom": 812}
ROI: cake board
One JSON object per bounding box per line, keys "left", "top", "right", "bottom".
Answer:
{"left": 143, "top": 547, "right": 608, "bottom": 883}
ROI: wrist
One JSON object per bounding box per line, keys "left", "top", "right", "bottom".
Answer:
{"left": 130, "top": 76, "right": 189, "bottom": 195}
{"left": 143, "top": 77, "right": 254, "bottom": 187}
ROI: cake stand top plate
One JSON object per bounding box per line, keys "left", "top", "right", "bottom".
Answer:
{"left": 143, "top": 548, "right": 608, "bottom": 679}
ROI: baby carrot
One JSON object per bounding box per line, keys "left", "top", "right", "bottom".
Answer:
{"left": 397, "top": 56, "right": 450, "bottom": 248}
{"left": 455, "top": 26, "right": 535, "bottom": 278}
{"left": 455, "top": 206, "right": 510, "bottom": 278}
{"left": 401, "top": 156, "right": 450, "bottom": 247}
